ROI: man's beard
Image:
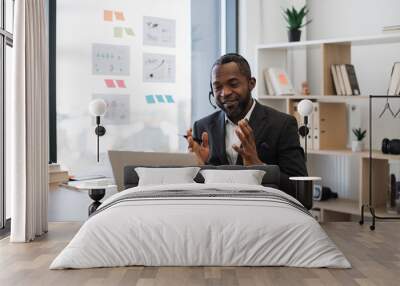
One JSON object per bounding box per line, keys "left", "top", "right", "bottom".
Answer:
{"left": 217, "top": 93, "right": 252, "bottom": 120}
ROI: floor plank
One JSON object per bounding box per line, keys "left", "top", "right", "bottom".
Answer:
{"left": 0, "top": 222, "right": 399, "bottom": 286}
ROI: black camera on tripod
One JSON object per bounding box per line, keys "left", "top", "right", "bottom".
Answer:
{"left": 382, "top": 138, "right": 400, "bottom": 155}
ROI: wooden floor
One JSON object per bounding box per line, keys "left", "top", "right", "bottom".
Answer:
{"left": 0, "top": 222, "right": 399, "bottom": 286}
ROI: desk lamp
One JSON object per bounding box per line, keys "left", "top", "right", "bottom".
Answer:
{"left": 89, "top": 99, "right": 107, "bottom": 162}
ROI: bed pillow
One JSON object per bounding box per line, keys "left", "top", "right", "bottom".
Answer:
{"left": 200, "top": 169, "right": 266, "bottom": 185}
{"left": 135, "top": 167, "right": 201, "bottom": 186}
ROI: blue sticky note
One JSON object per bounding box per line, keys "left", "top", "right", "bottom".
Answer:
{"left": 145, "top": 95, "right": 156, "bottom": 104}
{"left": 155, "top": 95, "right": 165, "bottom": 103}
{"left": 165, "top": 95, "right": 174, "bottom": 103}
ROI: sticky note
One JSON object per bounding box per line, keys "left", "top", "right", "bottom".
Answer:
{"left": 155, "top": 95, "right": 165, "bottom": 103}
{"left": 165, "top": 95, "right": 174, "bottom": 103}
{"left": 145, "top": 95, "right": 156, "bottom": 104}
{"left": 105, "top": 79, "right": 116, "bottom": 88}
{"left": 116, "top": 80, "right": 126, "bottom": 88}
{"left": 125, "top": 27, "right": 135, "bottom": 36}
{"left": 115, "top": 11, "right": 125, "bottom": 21}
{"left": 114, "top": 27, "right": 123, "bottom": 38}
{"left": 104, "top": 10, "right": 113, "bottom": 22}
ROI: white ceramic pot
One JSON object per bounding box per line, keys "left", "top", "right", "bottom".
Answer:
{"left": 352, "top": 141, "right": 364, "bottom": 152}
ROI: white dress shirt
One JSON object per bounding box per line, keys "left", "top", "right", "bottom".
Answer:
{"left": 225, "top": 99, "right": 256, "bottom": 165}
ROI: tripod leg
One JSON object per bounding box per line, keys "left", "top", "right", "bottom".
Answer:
{"left": 359, "top": 204, "right": 364, "bottom": 225}
{"left": 370, "top": 207, "right": 376, "bottom": 231}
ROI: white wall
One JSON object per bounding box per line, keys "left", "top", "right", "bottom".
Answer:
{"left": 239, "top": 0, "right": 306, "bottom": 71}
{"left": 307, "top": 0, "right": 400, "bottom": 39}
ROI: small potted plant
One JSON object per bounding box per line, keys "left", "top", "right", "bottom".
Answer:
{"left": 352, "top": 128, "right": 367, "bottom": 152}
{"left": 283, "top": 5, "right": 312, "bottom": 42}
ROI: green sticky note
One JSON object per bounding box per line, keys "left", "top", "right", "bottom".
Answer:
{"left": 125, "top": 27, "right": 135, "bottom": 36}
{"left": 114, "top": 27, "right": 123, "bottom": 38}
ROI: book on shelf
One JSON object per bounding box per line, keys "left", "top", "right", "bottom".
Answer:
{"left": 49, "top": 170, "right": 69, "bottom": 184}
{"left": 331, "top": 64, "right": 360, "bottom": 96}
{"left": 264, "top": 67, "right": 295, "bottom": 96}
{"left": 263, "top": 68, "right": 275, "bottom": 95}
{"left": 335, "top": 65, "right": 346, "bottom": 96}
{"left": 340, "top": 64, "right": 353, "bottom": 96}
{"left": 330, "top": 65, "right": 341, "bottom": 96}
{"left": 382, "top": 25, "right": 400, "bottom": 34}
{"left": 387, "top": 62, "right": 400, "bottom": 95}
{"left": 344, "top": 64, "right": 360, "bottom": 95}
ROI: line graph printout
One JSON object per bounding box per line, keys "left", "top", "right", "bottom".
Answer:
{"left": 143, "top": 16, "right": 176, "bottom": 47}
{"left": 92, "top": 44, "right": 130, "bottom": 76}
{"left": 143, "top": 53, "right": 175, "bottom": 83}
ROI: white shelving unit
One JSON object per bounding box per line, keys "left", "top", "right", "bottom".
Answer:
{"left": 255, "top": 34, "right": 400, "bottom": 221}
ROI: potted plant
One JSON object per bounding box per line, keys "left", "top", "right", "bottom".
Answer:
{"left": 352, "top": 128, "right": 367, "bottom": 152}
{"left": 283, "top": 5, "right": 312, "bottom": 42}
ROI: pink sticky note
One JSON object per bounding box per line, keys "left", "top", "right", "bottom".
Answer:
{"left": 104, "top": 10, "right": 113, "bottom": 22}
{"left": 116, "top": 80, "right": 126, "bottom": 88}
{"left": 105, "top": 79, "right": 116, "bottom": 88}
{"left": 115, "top": 11, "right": 125, "bottom": 21}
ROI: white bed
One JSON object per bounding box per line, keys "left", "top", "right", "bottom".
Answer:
{"left": 50, "top": 183, "right": 351, "bottom": 269}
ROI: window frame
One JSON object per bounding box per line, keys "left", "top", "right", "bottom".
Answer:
{"left": 49, "top": 0, "right": 56, "bottom": 163}
{"left": 221, "top": 0, "right": 238, "bottom": 54}
{"left": 0, "top": 0, "right": 14, "bottom": 232}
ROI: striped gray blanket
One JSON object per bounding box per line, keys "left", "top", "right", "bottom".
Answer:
{"left": 91, "top": 189, "right": 311, "bottom": 218}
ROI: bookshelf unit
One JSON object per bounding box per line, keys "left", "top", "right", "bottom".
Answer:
{"left": 255, "top": 34, "right": 400, "bottom": 222}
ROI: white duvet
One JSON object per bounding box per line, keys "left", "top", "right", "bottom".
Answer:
{"left": 50, "top": 183, "right": 351, "bottom": 269}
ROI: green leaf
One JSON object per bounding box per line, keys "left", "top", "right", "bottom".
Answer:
{"left": 298, "top": 6, "right": 306, "bottom": 18}
{"left": 300, "top": 19, "right": 312, "bottom": 28}
{"left": 292, "top": 7, "right": 297, "bottom": 18}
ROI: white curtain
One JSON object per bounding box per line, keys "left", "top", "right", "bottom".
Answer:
{"left": 9, "top": 0, "right": 49, "bottom": 242}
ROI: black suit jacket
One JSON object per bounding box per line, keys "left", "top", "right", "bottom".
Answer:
{"left": 193, "top": 100, "right": 308, "bottom": 197}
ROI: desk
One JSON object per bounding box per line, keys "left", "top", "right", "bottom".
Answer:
{"left": 67, "top": 179, "right": 116, "bottom": 215}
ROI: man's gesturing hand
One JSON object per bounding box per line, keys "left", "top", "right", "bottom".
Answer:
{"left": 186, "top": 128, "right": 209, "bottom": 165}
{"left": 232, "top": 119, "right": 263, "bottom": 166}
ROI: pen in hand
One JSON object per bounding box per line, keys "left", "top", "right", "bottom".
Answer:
{"left": 180, "top": 134, "right": 203, "bottom": 144}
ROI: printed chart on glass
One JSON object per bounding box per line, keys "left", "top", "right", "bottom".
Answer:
{"left": 56, "top": 0, "right": 191, "bottom": 176}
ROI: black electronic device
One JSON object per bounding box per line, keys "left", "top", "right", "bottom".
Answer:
{"left": 390, "top": 174, "right": 396, "bottom": 208}
{"left": 313, "top": 184, "right": 338, "bottom": 201}
{"left": 381, "top": 138, "right": 400, "bottom": 155}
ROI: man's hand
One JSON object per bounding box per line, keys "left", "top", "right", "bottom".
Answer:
{"left": 232, "top": 119, "right": 264, "bottom": 166}
{"left": 186, "top": 128, "right": 209, "bottom": 165}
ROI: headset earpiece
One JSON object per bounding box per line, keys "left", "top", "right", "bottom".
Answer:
{"left": 208, "top": 81, "right": 217, "bottom": 109}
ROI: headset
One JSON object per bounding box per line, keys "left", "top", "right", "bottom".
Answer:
{"left": 208, "top": 82, "right": 217, "bottom": 109}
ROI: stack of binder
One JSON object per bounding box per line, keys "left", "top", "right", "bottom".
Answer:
{"left": 293, "top": 102, "right": 348, "bottom": 151}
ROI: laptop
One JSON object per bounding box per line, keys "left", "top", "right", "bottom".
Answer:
{"left": 108, "top": 150, "right": 199, "bottom": 191}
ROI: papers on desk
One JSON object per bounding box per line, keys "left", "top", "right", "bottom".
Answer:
{"left": 62, "top": 177, "right": 115, "bottom": 190}
{"left": 69, "top": 175, "right": 106, "bottom": 181}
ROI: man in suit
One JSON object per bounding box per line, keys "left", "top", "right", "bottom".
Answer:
{"left": 186, "top": 53, "right": 307, "bottom": 197}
